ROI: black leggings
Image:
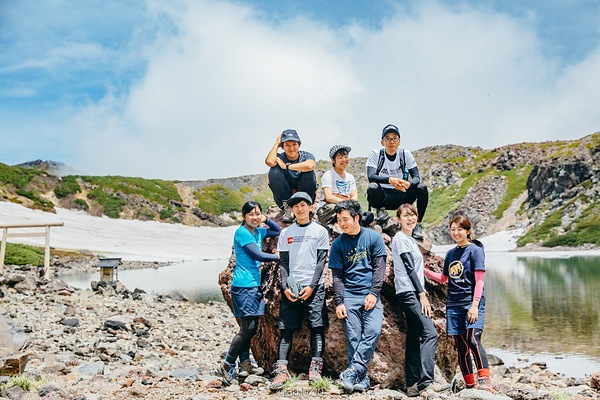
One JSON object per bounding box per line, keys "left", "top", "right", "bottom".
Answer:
{"left": 278, "top": 327, "right": 325, "bottom": 360}
{"left": 227, "top": 316, "right": 259, "bottom": 360}
{"left": 453, "top": 328, "right": 489, "bottom": 377}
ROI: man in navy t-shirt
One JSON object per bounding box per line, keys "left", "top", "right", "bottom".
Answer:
{"left": 328, "top": 200, "right": 387, "bottom": 393}
{"left": 265, "top": 129, "right": 318, "bottom": 222}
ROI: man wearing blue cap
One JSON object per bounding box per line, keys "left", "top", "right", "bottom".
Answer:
{"left": 366, "top": 124, "right": 429, "bottom": 240}
{"left": 270, "top": 191, "right": 329, "bottom": 390}
{"left": 265, "top": 130, "right": 318, "bottom": 223}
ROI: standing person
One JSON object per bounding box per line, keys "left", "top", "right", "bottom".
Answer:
{"left": 366, "top": 123, "right": 428, "bottom": 240}
{"left": 317, "top": 144, "right": 358, "bottom": 230}
{"left": 423, "top": 215, "right": 495, "bottom": 393}
{"left": 270, "top": 191, "right": 330, "bottom": 390}
{"left": 265, "top": 129, "right": 317, "bottom": 222}
{"left": 392, "top": 204, "right": 449, "bottom": 396}
{"left": 219, "top": 201, "right": 281, "bottom": 385}
{"left": 328, "top": 200, "right": 387, "bottom": 393}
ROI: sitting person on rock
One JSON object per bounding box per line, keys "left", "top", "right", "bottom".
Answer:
{"left": 392, "top": 204, "right": 449, "bottom": 396}
{"left": 265, "top": 129, "right": 317, "bottom": 223}
{"left": 366, "top": 123, "right": 428, "bottom": 240}
{"left": 219, "top": 200, "right": 280, "bottom": 385}
{"left": 423, "top": 215, "right": 495, "bottom": 393}
{"left": 316, "top": 144, "right": 358, "bottom": 233}
{"left": 328, "top": 200, "right": 387, "bottom": 394}
{"left": 270, "top": 191, "right": 329, "bottom": 390}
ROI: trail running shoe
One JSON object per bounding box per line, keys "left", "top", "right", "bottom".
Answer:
{"left": 308, "top": 357, "right": 323, "bottom": 381}
{"left": 340, "top": 365, "right": 359, "bottom": 393}
{"left": 269, "top": 362, "right": 290, "bottom": 391}
{"left": 412, "top": 223, "right": 424, "bottom": 241}
{"left": 218, "top": 360, "right": 237, "bottom": 385}
{"left": 376, "top": 208, "right": 389, "bottom": 224}
{"left": 353, "top": 373, "right": 370, "bottom": 392}
{"left": 238, "top": 358, "right": 264, "bottom": 378}
{"left": 406, "top": 383, "right": 420, "bottom": 397}
{"left": 476, "top": 376, "right": 496, "bottom": 393}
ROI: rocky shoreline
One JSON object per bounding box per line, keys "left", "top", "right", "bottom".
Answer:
{"left": 50, "top": 255, "right": 171, "bottom": 276}
{"left": 0, "top": 263, "right": 598, "bottom": 400}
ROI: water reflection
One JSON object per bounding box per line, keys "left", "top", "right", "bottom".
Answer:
{"left": 485, "top": 254, "right": 600, "bottom": 358}
{"left": 60, "top": 254, "right": 600, "bottom": 376}
{"left": 61, "top": 259, "right": 227, "bottom": 303}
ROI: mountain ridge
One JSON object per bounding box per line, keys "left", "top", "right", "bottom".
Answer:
{"left": 2, "top": 132, "right": 598, "bottom": 247}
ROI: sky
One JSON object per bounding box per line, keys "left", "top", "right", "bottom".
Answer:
{"left": 1, "top": 0, "right": 599, "bottom": 180}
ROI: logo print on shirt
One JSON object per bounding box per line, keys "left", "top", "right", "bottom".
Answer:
{"left": 287, "top": 237, "right": 294, "bottom": 244}
{"left": 448, "top": 261, "right": 464, "bottom": 279}
{"left": 335, "top": 180, "right": 351, "bottom": 197}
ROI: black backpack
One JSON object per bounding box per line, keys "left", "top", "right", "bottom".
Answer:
{"left": 376, "top": 148, "right": 406, "bottom": 175}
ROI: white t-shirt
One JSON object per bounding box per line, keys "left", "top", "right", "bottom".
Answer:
{"left": 366, "top": 148, "right": 417, "bottom": 189}
{"left": 277, "top": 222, "right": 330, "bottom": 287}
{"left": 391, "top": 231, "right": 424, "bottom": 294}
{"left": 320, "top": 168, "right": 356, "bottom": 202}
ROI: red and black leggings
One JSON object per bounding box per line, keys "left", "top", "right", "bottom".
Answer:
{"left": 453, "top": 328, "right": 490, "bottom": 387}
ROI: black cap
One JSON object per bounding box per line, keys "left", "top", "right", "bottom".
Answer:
{"left": 281, "top": 129, "right": 301, "bottom": 143}
{"left": 381, "top": 124, "right": 400, "bottom": 139}
{"left": 287, "top": 191, "right": 313, "bottom": 207}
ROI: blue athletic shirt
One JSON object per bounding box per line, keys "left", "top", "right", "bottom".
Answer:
{"left": 443, "top": 243, "right": 486, "bottom": 307}
{"left": 232, "top": 225, "right": 268, "bottom": 287}
{"left": 328, "top": 228, "right": 387, "bottom": 298}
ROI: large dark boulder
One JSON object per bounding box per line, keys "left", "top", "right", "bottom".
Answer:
{"left": 218, "top": 209, "right": 455, "bottom": 389}
{"left": 527, "top": 157, "right": 592, "bottom": 205}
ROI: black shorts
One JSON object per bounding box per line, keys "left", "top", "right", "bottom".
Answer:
{"left": 278, "top": 284, "right": 327, "bottom": 330}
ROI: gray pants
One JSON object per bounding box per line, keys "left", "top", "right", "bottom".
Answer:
{"left": 396, "top": 291, "right": 438, "bottom": 390}
{"left": 342, "top": 296, "right": 383, "bottom": 374}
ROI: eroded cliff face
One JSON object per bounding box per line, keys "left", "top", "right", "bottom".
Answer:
{"left": 218, "top": 209, "right": 456, "bottom": 390}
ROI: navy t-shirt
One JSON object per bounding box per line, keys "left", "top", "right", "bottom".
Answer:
{"left": 443, "top": 243, "right": 486, "bottom": 307}
{"left": 328, "top": 227, "right": 388, "bottom": 298}
{"left": 278, "top": 150, "right": 315, "bottom": 179}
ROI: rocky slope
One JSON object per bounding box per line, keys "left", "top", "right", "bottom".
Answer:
{"left": 2, "top": 132, "right": 599, "bottom": 247}
{"left": 0, "top": 263, "right": 598, "bottom": 399}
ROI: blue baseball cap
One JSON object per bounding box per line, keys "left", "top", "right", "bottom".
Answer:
{"left": 281, "top": 129, "right": 301, "bottom": 143}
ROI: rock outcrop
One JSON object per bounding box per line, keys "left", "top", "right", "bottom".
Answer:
{"left": 218, "top": 210, "right": 455, "bottom": 390}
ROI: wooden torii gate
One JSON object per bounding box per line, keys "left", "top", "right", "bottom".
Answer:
{"left": 0, "top": 222, "right": 64, "bottom": 279}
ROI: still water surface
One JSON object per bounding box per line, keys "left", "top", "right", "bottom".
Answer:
{"left": 61, "top": 253, "right": 600, "bottom": 377}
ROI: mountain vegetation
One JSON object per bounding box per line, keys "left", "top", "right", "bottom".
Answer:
{"left": 1, "top": 132, "right": 598, "bottom": 249}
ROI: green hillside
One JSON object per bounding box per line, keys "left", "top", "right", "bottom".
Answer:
{"left": 1, "top": 131, "right": 599, "bottom": 248}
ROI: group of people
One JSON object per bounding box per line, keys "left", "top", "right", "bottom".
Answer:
{"left": 265, "top": 125, "right": 428, "bottom": 240}
{"left": 219, "top": 125, "right": 495, "bottom": 396}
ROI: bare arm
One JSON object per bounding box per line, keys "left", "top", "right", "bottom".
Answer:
{"left": 287, "top": 158, "right": 316, "bottom": 172}
{"left": 265, "top": 134, "right": 282, "bottom": 167}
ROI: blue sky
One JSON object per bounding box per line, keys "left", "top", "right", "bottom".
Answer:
{"left": 1, "top": 0, "right": 599, "bottom": 180}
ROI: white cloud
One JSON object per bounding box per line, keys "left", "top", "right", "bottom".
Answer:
{"left": 29, "top": 0, "right": 600, "bottom": 179}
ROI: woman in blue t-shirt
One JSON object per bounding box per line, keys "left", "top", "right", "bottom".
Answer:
{"left": 219, "top": 201, "right": 280, "bottom": 385}
{"left": 424, "top": 215, "right": 494, "bottom": 393}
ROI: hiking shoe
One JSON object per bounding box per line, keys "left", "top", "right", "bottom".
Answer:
{"left": 360, "top": 211, "right": 374, "bottom": 227}
{"left": 412, "top": 223, "right": 424, "bottom": 241}
{"left": 476, "top": 376, "right": 496, "bottom": 393}
{"left": 308, "top": 357, "right": 323, "bottom": 381}
{"left": 340, "top": 365, "right": 359, "bottom": 393}
{"left": 281, "top": 201, "right": 294, "bottom": 223}
{"left": 353, "top": 373, "right": 370, "bottom": 392}
{"left": 218, "top": 360, "right": 237, "bottom": 385}
{"left": 406, "top": 383, "right": 420, "bottom": 397}
{"left": 269, "top": 361, "right": 290, "bottom": 391}
{"left": 422, "top": 382, "right": 451, "bottom": 393}
{"left": 238, "top": 358, "right": 264, "bottom": 378}
{"left": 376, "top": 208, "right": 389, "bottom": 224}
